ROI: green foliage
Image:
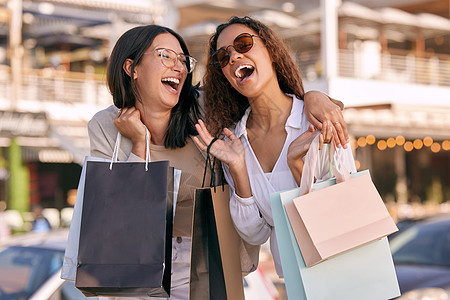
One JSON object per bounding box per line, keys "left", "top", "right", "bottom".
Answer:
{"left": 8, "top": 139, "right": 30, "bottom": 213}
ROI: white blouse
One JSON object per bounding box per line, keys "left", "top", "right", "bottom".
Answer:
{"left": 222, "top": 95, "right": 356, "bottom": 277}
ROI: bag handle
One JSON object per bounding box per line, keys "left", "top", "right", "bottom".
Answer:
{"left": 328, "top": 141, "right": 352, "bottom": 183}
{"left": 298, "top": 133, "right": 320, "bottom": 195}
{"left": 299, "top": 134, "right": 351, "bottom": 195}
{"left": 201, "top": 137, "right": 224, "bottom": 191}
{"left": 109, "top": 127, "right": 151, "bottom": 171}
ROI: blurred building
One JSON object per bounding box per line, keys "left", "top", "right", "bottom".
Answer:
{"left": 0, "top": 0, "right": 449, "bottom": 214}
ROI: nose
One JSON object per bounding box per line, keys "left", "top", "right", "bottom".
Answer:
{"left": 227, "top": 46, "right": 242, "bottom": 66}
{"left": 172, "top": 57, "right": 186, "bottom": 73}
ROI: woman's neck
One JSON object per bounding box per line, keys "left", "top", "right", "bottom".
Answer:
{"left": 247, "top": 89, "right": 292, "bottom": 131}
{"left": 140, "top": 108, "right": 171, "bottom": 146}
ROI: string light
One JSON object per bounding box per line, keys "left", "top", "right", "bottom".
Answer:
{"left": 413, "top": 139, "right": 423, "bottom": 150}
{"left": 443, "top": 141, "right": 450, "bottom": 151}
{"left": 404, "top": 141, "right": 414, "bottom": 152}
{"left": 357, "top": 137, "right": 367, "bottom": 147}
{"left": 423, "top": 136, "right": 433, "bottom": 147}
{"left": 377, "top": 140, "right": 387, "bottom": 150}
{"left": 353, "top": 135, "right": 450, "bottom": 153}
{"left": 396, "top": 136, "right": 405, "bottom": 146}
{"left": 366, "top": 135, "right": 376, "bottom": 145}
{"left": 431, "top": 142, "right": 441, "bottom": 153}
{"left": 387, "top": 137, "right": 396, "bottom": 148}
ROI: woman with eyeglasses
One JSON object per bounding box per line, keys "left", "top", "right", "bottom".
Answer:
{"left": 87, "top": 25, "right": 202, "bottom": 300}
{"left": 88, "top": 24, "right": 350, "bottom": 299}
{"left": 193, "top": 16, "right": 357, "bottom": 280}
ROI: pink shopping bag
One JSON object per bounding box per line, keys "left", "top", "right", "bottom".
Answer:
{"left": 285, "top": 136, "right": 398, "bottom": 267}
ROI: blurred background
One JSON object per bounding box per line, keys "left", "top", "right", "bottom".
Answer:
{"left": 0, "top": 0, "right": 449, "bottom": 299}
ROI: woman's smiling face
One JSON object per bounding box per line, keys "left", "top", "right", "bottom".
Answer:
{"left": 132, "top": 33, "right": 187, "bottom": 111}
{"left": 216, "top": 24, "right": 277, "bottom": 99}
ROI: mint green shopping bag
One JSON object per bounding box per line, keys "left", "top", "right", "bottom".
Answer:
{"left": 271, "top": 186, "right": 401, "bottom": 300}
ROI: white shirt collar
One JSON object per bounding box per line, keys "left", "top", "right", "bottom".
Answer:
{"left": 285, "top": 94, "right": 304, "bottom": 129}
{"left": 234, "top": 94, "right": 304, "bottom": 138}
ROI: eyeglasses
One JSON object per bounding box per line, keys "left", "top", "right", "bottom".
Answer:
{"left": 144, "top": 48, "right": 197, "bottom": 74}
{"left": 210, "top": 33, "right": 261, "bottom": 69}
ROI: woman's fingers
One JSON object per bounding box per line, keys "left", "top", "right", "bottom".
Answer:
{"left": 330, "top": 111, "right": 349, "bottom": 148}
{"left": 318, "top": 133, "right": 324, "bottom": 150}
{"left": 198, "top": 120, "right": 214, "bottom": 141}
{"left": 115, "top": 107, "right": 138, "bottom": 123}
{"left": 332, "top": 122, "right": 343, "bottom": 148}
{"left": 289, "top": 125, "right": 318, "bottom": 161}
{"left": 118, "top": 106, "right": 132, "bottom": 116}
{"left": 324, "top": 121, "right": 333, "bottom": 143}
{"left": 195, "top": 120, "right": 214, "bottom": 146}
{"left": 223, "top": 127, "right": 239, "bottom": 141}
{"left": 306, "top": 113, "right": 323, "bottom": 131}
{"left": 194, "top": 124, "right": 209, "bottom": 146}
{"left": 192, "top": 136, "right": 207, "bottom": 151}
{"left": 292, "top": 125, "right": 316, "bottom": 148}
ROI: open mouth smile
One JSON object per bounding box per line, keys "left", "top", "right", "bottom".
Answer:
{"left": 234, "top": 64, "right": 255, "bottom": 84}
{"left": 162, "top": 77, "right": 180, "bottom": 93}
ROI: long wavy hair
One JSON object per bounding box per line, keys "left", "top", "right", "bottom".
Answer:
{"left": 203, "top": 16, "right": 305, "bottom": 136}
{"left": 107, "top": 25, "right": 200, "bottom": 148}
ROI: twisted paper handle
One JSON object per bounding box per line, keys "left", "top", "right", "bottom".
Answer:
{"left": 110, "top": 127, "right": 151, "bottom": 171}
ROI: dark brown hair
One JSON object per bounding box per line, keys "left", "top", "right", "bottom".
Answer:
{"left": 106, "top": 25, "right": 200, "bottom": 148}
{"left": 203, "top": 16, "right": 305, "bottom": 136}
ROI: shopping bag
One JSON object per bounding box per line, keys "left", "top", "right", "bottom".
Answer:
{"left": 286, "top": 136, "right": 398, "bottom": 267}
{"left": 75, "top": 159, "right": 174, "bottom": 297}
{"left": 61, "top": 157, "right": 181, "bottom": 283}
{"left": 61, "top": 131, "right": 178, "bottom": 297}
{"left": 189, "top": 140, "right": 257, "bottom": 300}
{"left": 61, "top": 156, "right": 107, "bottom": 282}
{"left": 271, "top": 188, "right": 401, "bottom": 300}
{"left": 190, "top": 185, "right": 233, "bottom": 300}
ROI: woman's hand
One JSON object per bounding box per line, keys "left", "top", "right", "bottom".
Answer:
{"left": 318, "top": 120, "right": 333, "bottom": 147}
{"left": 287, "top": 124, "right": 330, "bottom": 185}
{"left": 193, "top": 120, "right": 252, "bottom": 198}
{"left": 193, "top": 120, "right": 245, "bottom": 169}
{"left": 114, "top": 107, "right": 148, "bottom": 159}
{"left": 303, "top": 91, "right": 349, "bottom": 148}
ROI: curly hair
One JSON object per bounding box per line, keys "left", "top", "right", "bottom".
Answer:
{"left": 203, "top": 16, "right": 305, "bottom": 136}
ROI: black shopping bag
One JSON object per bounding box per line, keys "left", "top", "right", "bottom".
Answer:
{"left": 189, "top": 140, "right": 251, "bottom": 300}
{"left": 190, "top": 186, "right": 228, "bottom": 300}
{"left": 75, "top": 160, "right": 173, "bottom": 298}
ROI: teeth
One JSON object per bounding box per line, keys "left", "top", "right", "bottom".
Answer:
{"left": 235, "top": 64, "right": 254, "bottom": 78}
{"left": 162, "top": 77, "right": 180, "bottom": 84}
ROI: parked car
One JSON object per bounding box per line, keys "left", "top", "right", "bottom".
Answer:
{"left": 390, "top": 214, "right": 450, "bottom": 299}
{"left": 388, "top": 217, "right": 428, "bottom": 241}
{"left": 0, "top": 229, "right": 278, "bottom": 299}
{"left": 0, "top": 229, "right": 95, "bottom": 300}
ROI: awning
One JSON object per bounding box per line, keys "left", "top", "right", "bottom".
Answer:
{"left": 0, "top": 110, "right": 90, "bottom": 166}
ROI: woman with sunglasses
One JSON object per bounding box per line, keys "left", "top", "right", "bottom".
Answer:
{"left": 193, "top": 16, "right": 357, "bottom": 279}
{"left": 88, "top": 24, "right": 350, "bottom": 299}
